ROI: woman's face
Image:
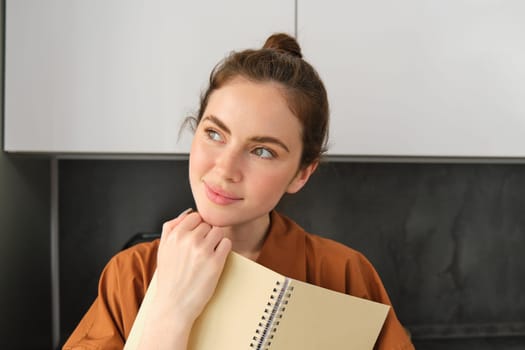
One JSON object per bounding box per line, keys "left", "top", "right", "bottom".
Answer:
{"left": 189, "top": 77, "right": 315, "bottom": 228}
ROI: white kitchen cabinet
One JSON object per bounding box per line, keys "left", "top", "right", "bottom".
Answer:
{"left": 4, "top": 0, "right": 294, "bottom": 154}
{"left": 298, "top": 0, "right": 525, "bottom": 158}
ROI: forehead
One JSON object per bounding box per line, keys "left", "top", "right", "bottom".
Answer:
{"left": 204, "top": 78, "right": 303, "bottom": 140}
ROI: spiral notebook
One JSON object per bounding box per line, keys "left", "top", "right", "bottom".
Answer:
{"left": 124, "top": 252, "right": 390, "bottom": 350}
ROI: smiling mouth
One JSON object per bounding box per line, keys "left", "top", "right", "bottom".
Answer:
{"left": 204, "top": 182, "right": 242, "bottom": 205}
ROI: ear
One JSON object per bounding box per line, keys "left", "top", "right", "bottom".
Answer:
{"left": 286, "top": 161, "right": 318, "bottom": 194}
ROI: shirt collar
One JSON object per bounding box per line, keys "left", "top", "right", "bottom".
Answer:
{"left": 256, "top": 211, "right": 307, "bottom": 281}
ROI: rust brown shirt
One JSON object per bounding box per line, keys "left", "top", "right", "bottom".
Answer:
{"left": 64, "top": 211, "right": 414, "bottom": 350}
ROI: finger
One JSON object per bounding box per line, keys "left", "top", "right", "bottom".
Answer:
{"left": 202, "top": 228, "right": 227, "bottom": 252}
{"left": 161, "top": 208, "right": 193, "bottom": 236}
{"left": 174, "top": 211, "right": 205, "bottom": 233}
{"left": 214, "top": 237, "right": 232, "bottom": 261}
{"left": 162, "top": 211, "right": 203, "bottom": 242}
{"left": 191, "top": 221, "right": 213, "bottom": 240}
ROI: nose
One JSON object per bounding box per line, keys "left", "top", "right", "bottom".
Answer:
{"left": 214, "top": 146, "right": 243, "bottom": 183}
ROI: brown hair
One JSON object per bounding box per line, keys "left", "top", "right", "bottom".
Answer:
{"left": 194, "top": 33, "right": 329, "bottom": 168}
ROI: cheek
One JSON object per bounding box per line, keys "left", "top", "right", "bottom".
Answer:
{"left": 189, "top": 147, "right": 206, "bottom": 188}
{"left": 253, "top": 170, "right": 293, "bottom": 200}
{"left": 189, "top": 139, "right": 211, "bottom": 169}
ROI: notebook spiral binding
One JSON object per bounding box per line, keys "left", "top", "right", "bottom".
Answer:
{"left": 250, "top": 278, "right": 293, "bottom": 350}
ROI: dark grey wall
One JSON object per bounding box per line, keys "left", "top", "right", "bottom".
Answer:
{"left": 59, "top": 159, "right": 525, "bottom": 349}
{"left": 59, "top": 160, "right": 194, "bottom": 344}
{"left": 0, "top": 156, "right": 51, "bottom": 350}
{"left": 0, "top": 1, "right": 52, "bottom": 348}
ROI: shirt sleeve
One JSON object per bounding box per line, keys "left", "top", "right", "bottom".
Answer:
{"left": 62, "top": 243, "right": 156, "bottom": 350}
{"left": 303, "top": 233, "right": 415, "bottom": 350}
{"left": 350, "top": 253, "right": 415, "bottom": 350}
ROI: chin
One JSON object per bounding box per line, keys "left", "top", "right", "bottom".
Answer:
{"left": 195, "top": 205, "right": 235, "bottom": 227}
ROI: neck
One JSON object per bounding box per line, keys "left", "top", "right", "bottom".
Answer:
{"left": 221, "top": 213, "right": 270, "bottom": 261}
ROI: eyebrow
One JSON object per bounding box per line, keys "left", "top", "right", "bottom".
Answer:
{"left": 202, "top": 115, "right": 290, "bottom": 153}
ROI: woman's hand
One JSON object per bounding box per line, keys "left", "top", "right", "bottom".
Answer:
{"left": 156, "top": 209, "right": 232, "bottom": 322}
{"left": 137, "top": 209, "right": 232, "bottom": 350}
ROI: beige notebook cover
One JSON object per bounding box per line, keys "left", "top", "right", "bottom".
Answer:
{"left": 124, "top": 252, "right": 389, "bottom": 350}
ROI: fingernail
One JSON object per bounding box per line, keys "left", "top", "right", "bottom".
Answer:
{"left": 181, "top": 208, "right": 193, "bottom": 215}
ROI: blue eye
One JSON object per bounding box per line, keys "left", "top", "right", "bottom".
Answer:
{"left": 206, "top": 129, "right": 222, "bottom": 142}
{"left": 253, "top": 147, "right": 275, "bottom": 159}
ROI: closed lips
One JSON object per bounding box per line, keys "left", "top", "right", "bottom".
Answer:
{"left": 205, "top": 182, "right": 242, "bottom": 200}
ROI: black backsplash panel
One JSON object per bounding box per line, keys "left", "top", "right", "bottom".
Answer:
{"left": 59, "top": 160, "right": 525, "bottom": 348}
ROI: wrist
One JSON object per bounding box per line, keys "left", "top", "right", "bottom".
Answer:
{"left": 137, "top": 300, "right": 195, "bottom": 350}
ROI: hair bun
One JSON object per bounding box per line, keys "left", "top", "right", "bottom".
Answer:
{"left": 263, "top": 33, "right": 302, "bottom": 58}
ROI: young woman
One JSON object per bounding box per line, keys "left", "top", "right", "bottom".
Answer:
{"left": 63, "top": 33, "right": 414, "bottom": 350}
